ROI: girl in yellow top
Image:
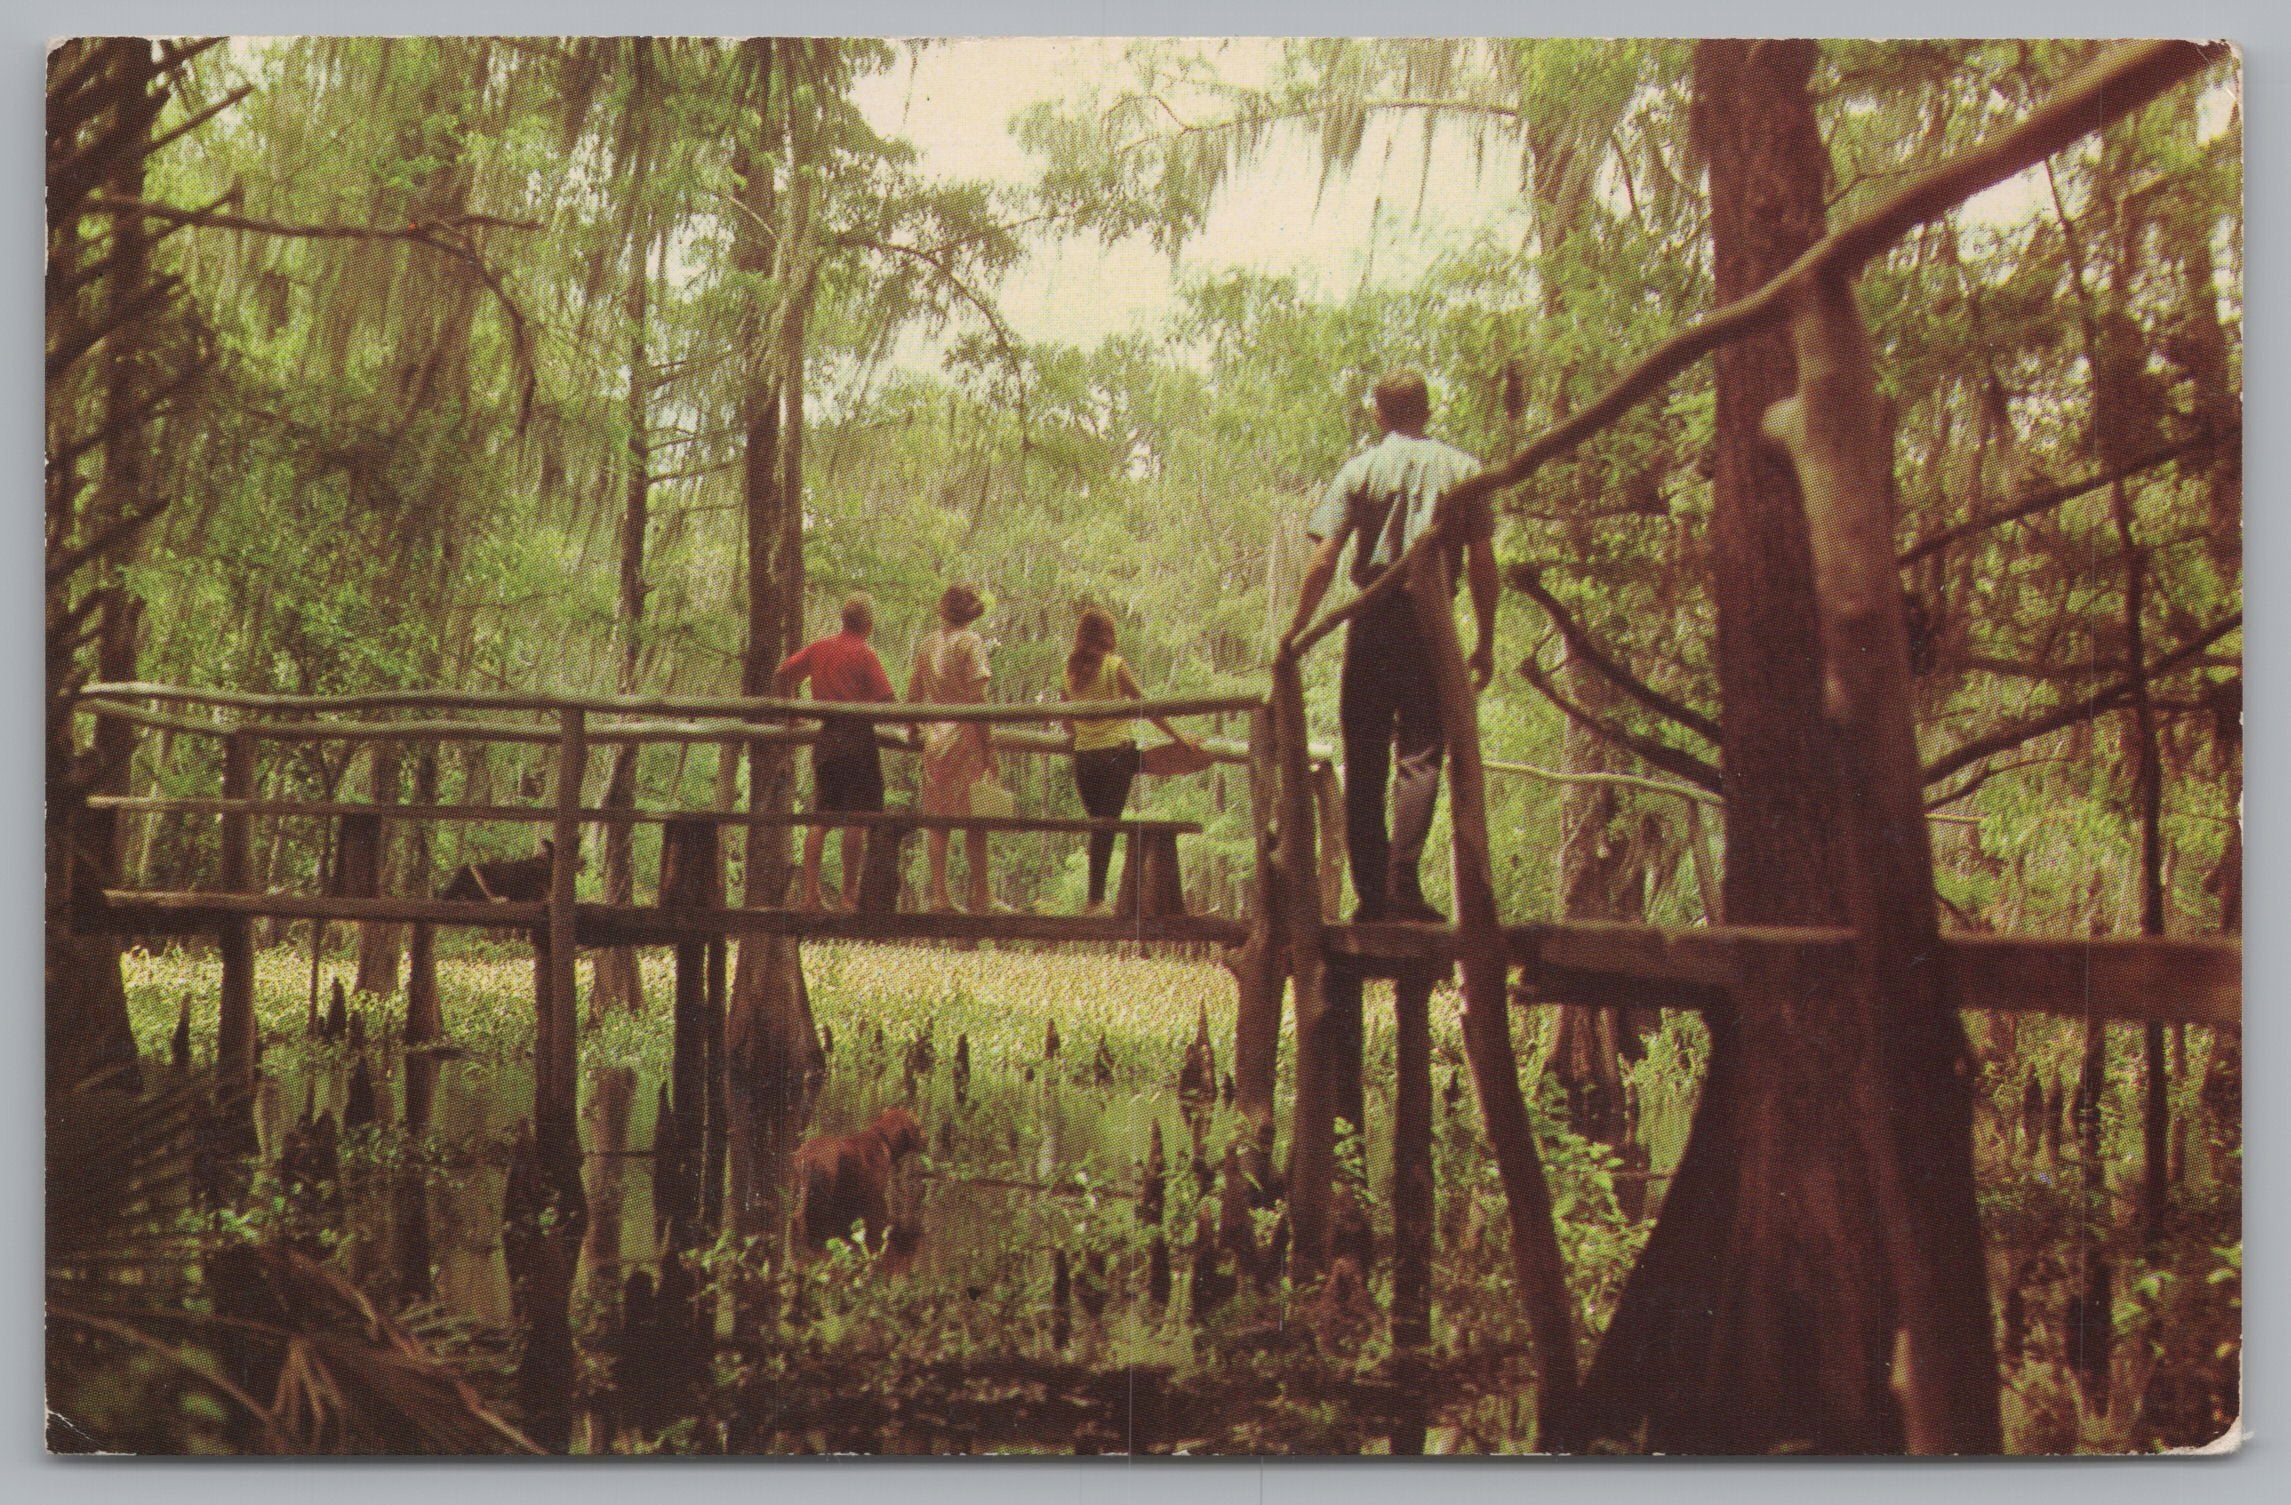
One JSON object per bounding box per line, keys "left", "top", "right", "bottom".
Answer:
{"left": 1063, "top": 608, "right": 1201, "bottom": 916}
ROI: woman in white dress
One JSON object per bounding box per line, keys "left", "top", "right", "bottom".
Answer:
{"left": 907, "top": 583, "right": 998, "bottom": 912}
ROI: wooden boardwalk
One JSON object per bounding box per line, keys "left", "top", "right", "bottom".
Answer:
{"left": 82, "top": 888, "right": 2238, "bottom": 1034}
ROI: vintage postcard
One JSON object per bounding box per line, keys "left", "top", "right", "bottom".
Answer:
{"left": 45, "top": 36, "right": 2240, "bottom": 1456}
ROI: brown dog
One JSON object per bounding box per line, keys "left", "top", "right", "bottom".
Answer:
{"left": 439, "top": 839, "right": 554, "bottom": 902}
{"left": 792, "top": 1107, "right": 923, "bottom": 1251}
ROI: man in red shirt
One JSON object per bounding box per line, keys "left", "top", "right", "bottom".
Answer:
{"left": 775, "top": 592, "right": 898, "bottom": 911}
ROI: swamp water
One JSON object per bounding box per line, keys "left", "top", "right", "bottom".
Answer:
{"left": 111, "top": 944, "right": 2238, "bottom": 1454}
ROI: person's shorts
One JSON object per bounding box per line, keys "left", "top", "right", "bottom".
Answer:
{"left": 814, "top": 742, "right": 884, "bottom": 814}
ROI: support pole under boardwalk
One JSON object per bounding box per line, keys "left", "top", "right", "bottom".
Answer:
{"left": 405, "top": 751, "right": 441, "bottom": 1045}
{"left": 216, "top": 730, "right": 256, "bottom": 1087}
{"left": 1390, "top": 973, "right": 1435, "bottom": 1353}
{"left": 535, "top": 706, "right": 586, "bottom": 1201}
{"left": 660, "top": 816, "right": 721, "bottom": 1234}
{"left": 1228, "top": 705, "right": 1285, "bottom": 1170}
{"left": 1270, "top": 655, "right": 1336, "bottom": 1277}
{"left": 1405, "top": 548, "right": 1580, "bottom": 1446}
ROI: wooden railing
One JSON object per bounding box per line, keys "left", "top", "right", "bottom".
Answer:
{"left": 72, "top": 682, "right": 1266, "bottom": 1181}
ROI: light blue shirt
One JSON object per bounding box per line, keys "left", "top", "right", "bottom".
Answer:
{"left": 1306, "top": 431, "right": 1485, "bottom": 581}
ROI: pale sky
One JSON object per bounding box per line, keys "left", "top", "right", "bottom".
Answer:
{"left": 852, "top": 41, "right": 2242, "bottom": 363}
{"left": 851, "top": 37, "right": 1529, "bottom": 354}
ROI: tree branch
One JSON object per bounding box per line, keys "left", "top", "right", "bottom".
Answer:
{"left": 77, "top": 193, "right": 542, "bottom": 425}
{"left": 839, "top": 232, "right": 1021, "bottom": 362}
{"left": 154, "top": 38, "right": 227, "bottom": 75}
{"left": 54, "top": 187, "right": 238, "bottom": 304}
{"left": 1511, "top": 563, "right": 1722, "bottom": 745}
{"left": 1112, "top": 93, "right": 1523, "bottom": 161}
{"left": 45, "top": 273, "right": 181, "bottom": 381}
{"left": 1897, "top": 421, "right": 2236, "bottom": 567}
{"left": 139, "top": 84, "right": 254, "bottom": 163}
{"left": 50, "top": 352, "right": 216, "bottom": 476}
{"left": 652, "top": 459, "right": 742, "bottom": 485}
{"left": 1921, "top": 612, "right": 2242, "bottom": 788}
{"left": 48, "top": 495, "right": 180, "bottom": 590}
{"left": 49, "top": 86, "right": 166, "bottom": 216}
{"left": 1517, "top": 651, "right": 1724, "bottom": 794}
{"left": 1484, "top": 757, "right": 1723, "bottom": 806}
{"left": 1921, "top": 756, "right": 2062, "bottom": 812}
{"left": 85, "top": 193, "right": 544, "bottom": 241}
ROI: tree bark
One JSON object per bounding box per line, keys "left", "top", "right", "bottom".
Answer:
{"left": 1765, "top": 269, "right": 2000, "bottom": 1452}
{"left": 47, "top": 40, "right": 167, "bottom": 1096}
{"left": 1577, "top": 40, "right": 1907, "bottom": 1455}
{"left": 591, "top": 215, "right": 656, "bottom": 1020}
{"left": 725, "top": 38, "right": 822, "bottom": 1093}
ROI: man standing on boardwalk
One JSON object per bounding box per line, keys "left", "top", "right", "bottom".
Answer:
{"left": 776, "top": 591, "right": 898, "bottom": 911}
{"left": 1289, "top": 371, "right": 1498, "bottom": 922}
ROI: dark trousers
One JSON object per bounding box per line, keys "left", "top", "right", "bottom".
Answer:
{"left": 1339, "top": 596, "right": 1445, "bottom": 911}
{"left": 1072, "top": 743, "right": 1141, "bottom": 904}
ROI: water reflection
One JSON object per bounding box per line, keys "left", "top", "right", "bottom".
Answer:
{"left": 225, "top": 993, "right": 2240, "bottom": 1455}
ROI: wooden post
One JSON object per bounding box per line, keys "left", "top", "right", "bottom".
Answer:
{"left": 1229, "top": 706, "right": 1284, "bottom": 1140}
{"left": 1682, "top": 799, "right": 1721, "bottom": 925}
{"left": 1142, "top": 831, "right": 1186, "bottom": 917}
{"left": 216, "top": 730, "right": 256, "bottom": 1086}
{"left": 856, "top": 814, "right": 910, "bottom": 912}
{"left": 702, "top": 739, "right": 737, "bottom": 1233}
{"left": 536, "top": 707, "right": 585, "bottom": 1199}
{"left": 2143, "top": 1020, "right": 2169, "bottom": 1235}
{"left": 1112, "top": 828, "right": 1142, "bottom": 919}
{"left": 1763, "top": 269, "right": 1999, "bottom": 1452}
{"left": 405, "top": 750, "right": 441, "bottom": 1045}
{"left": 702, "top": 935, "right": 728, "bottom": 1231}
{"left": 1406, "top": 545, "right": 1581, "bottom": 1444}
{"left": 1391, "top": 973, "right": 1435, "bottom": 1353}
{"left": 660, "top": 816, "right": 719, "bottom": 1232}
{"left": 1309, "top": 760, "right": 1347, "bottom": 914}
{"left": 333, "top": 812, "right": 383, "bottom": 900}
{"left": 1271, "top": 655, "right": 1336, "bottom": 1278}
{"left": 352, "top": 739, "right": 402, "bottom": 994}
{"left": 1115, "top": 829, "right": 1187, "bottom": 918}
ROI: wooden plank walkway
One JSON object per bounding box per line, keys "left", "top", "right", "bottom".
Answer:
{"left": 86, "top": 890, "right": 2237, "bottom": 1031}
{"left": 1337, "top": 920, "right": 2240, "bottom": 1031}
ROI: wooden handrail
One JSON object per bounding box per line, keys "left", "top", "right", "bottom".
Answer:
{"left": 75, "top": 700, "right": 829, "bottom": 746}
{"left": 76, "top": 680, "right": 1263, "bottom": 724}
{"left": 88, "top": 796, "right": 1202, "bottom": 834}
{"left": 87, "top": 890, "right": 1248, "bottom": 947}
{"left": 74, "top": 699, "right": 1335, "bottom": 766}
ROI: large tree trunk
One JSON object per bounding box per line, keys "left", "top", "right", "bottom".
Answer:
{"left": 50, "top": 595, "right": 146, "bottom": 1093}
{"left": 46, "top": 40, "right": 167, "bottom": 1095}
{"left": 725, "top": 39, "right": 823, "bottom": 1095}
{"left": 1770, "top": 266, "right": 2001, "bottom": 1451}
{"left": 591, "top": 207, "right": 656, "bottom": 1020}
{"left": 1575, "top": 40, "right": 1909, "bottom": 1454}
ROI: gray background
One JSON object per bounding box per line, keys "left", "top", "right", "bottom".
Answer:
{"left": 9, "top": 1, "right": 2279, "bottom": 1499}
